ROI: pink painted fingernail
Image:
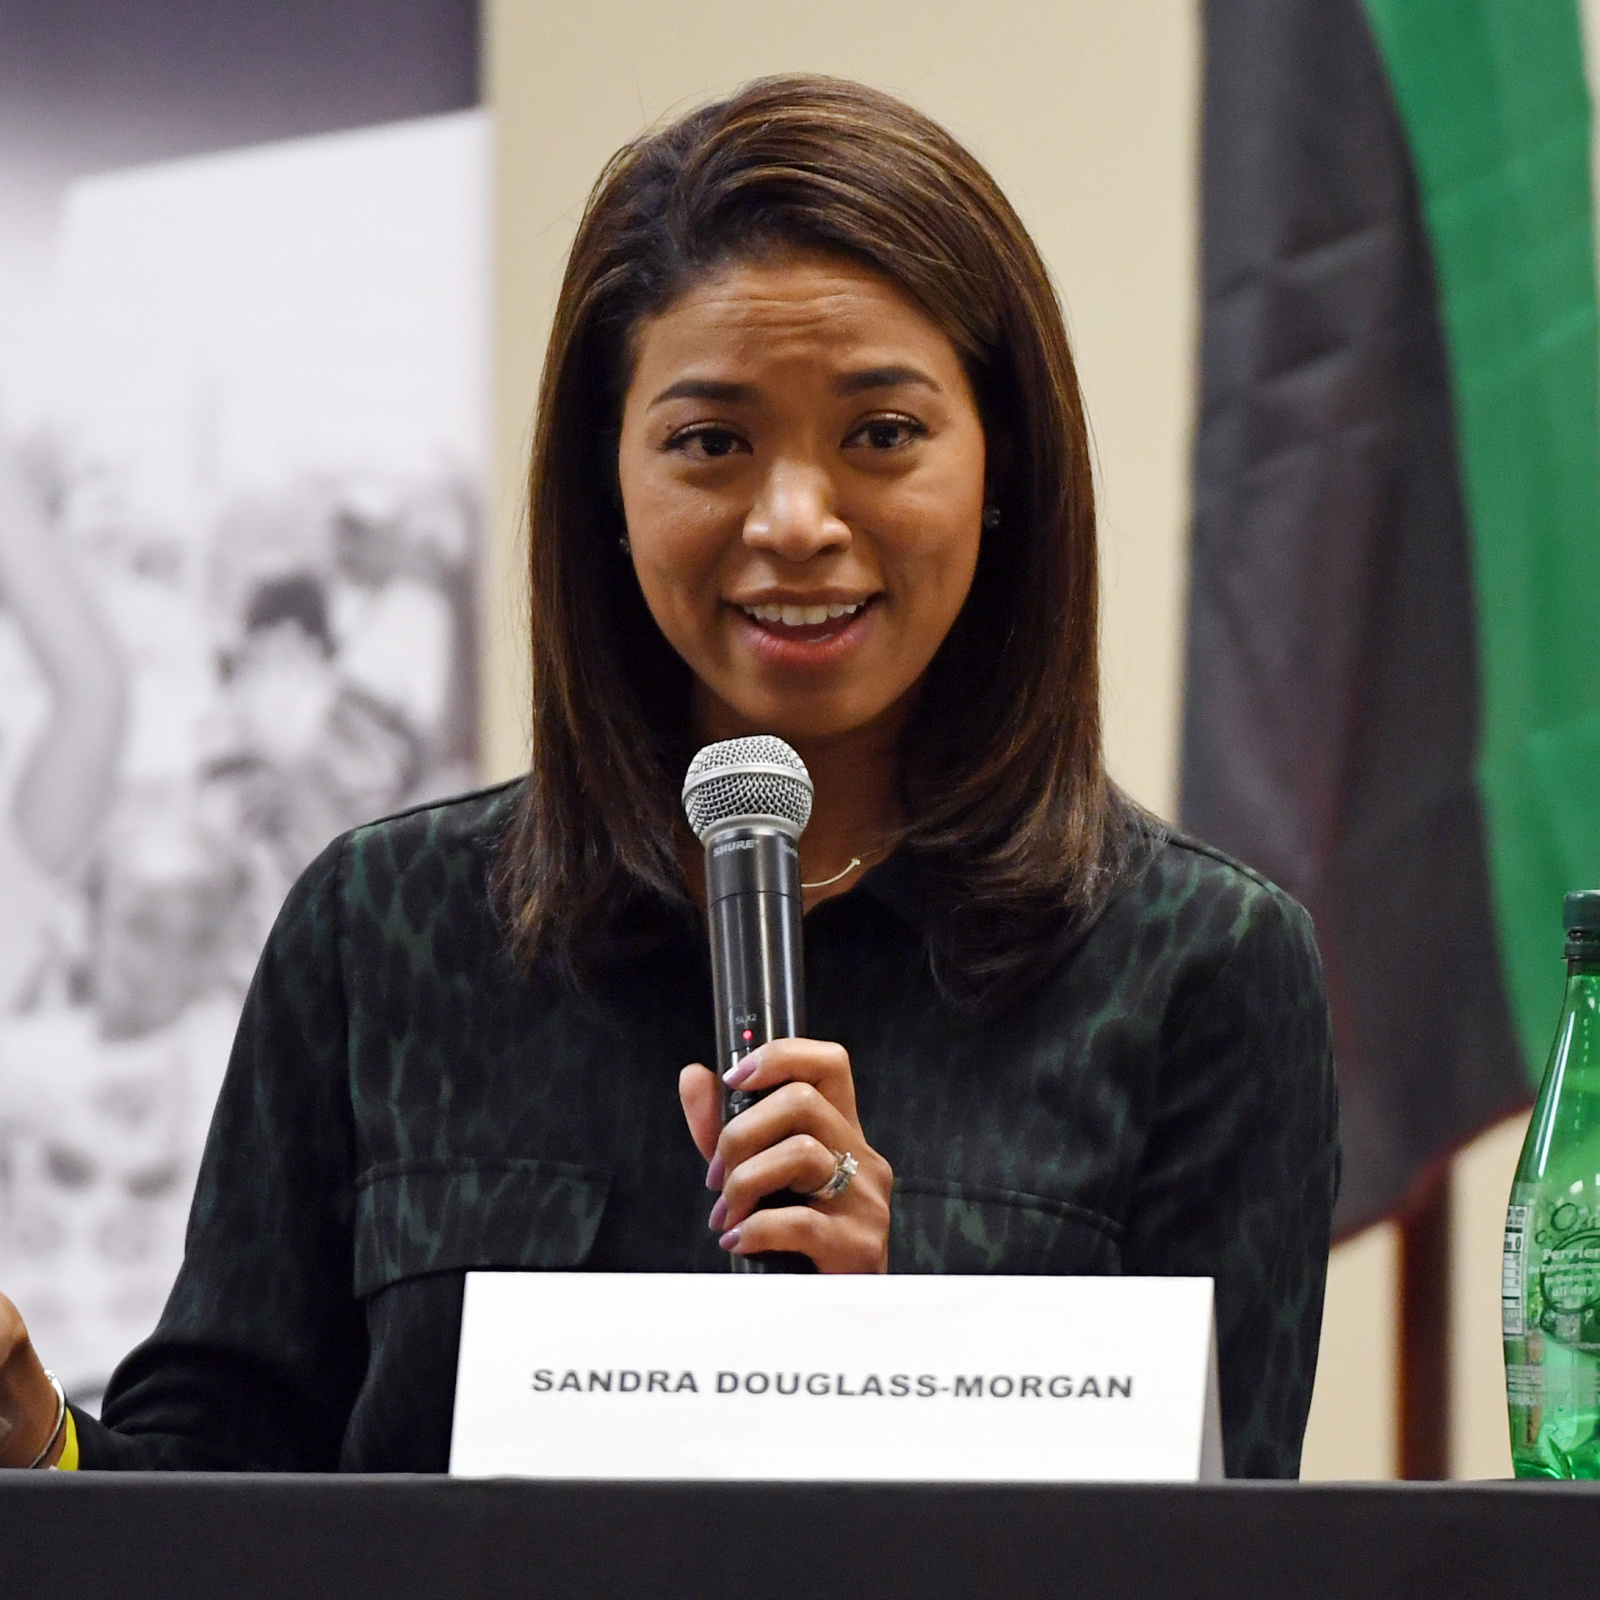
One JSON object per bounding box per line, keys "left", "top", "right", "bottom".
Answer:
{"left": 723, "top": 1055, "right": 757, "bottom": 1088}
{"left": 705, "top": 1152, "right": 725, "bottom": 1189}
{"left": 718, "top": 1227, "right": 742, "bottom": 1252}
{"left": 708, "top": 1195, "right": 728, "bottom": 1230}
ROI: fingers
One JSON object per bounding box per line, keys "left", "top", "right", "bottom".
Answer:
{"left": 712, "top": 1133, "right": 839, "bottom": 1230}
{"left": 678, "top": 1064, "right": 720, "bottom": 1163}
{"left": 679, "top": 1036, "right": 893, "bottom": 1273}
{"left": 722, "top": 1038, "right": 857, "bottom": 1123}
{"left": 715, "top": 1078, "right": 855, "bottom": 1175}
{"left": 724, "top": 1185, "right": 892, "bottom": 1275}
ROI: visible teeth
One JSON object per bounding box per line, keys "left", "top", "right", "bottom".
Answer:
{"left": 743, "top": 601, "right": 863, "bottom": 626}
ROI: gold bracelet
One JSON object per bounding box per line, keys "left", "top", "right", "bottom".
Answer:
{"left": 25, "top": 1372, "right": 66, "bottom": 1470}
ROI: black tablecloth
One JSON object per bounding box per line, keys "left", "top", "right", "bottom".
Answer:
{"left": 1, "top": 1476, "right": 1588, "bottom": 1599}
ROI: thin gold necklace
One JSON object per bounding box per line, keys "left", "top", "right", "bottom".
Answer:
{"left": 801, "top": 837, "right": 894, "bottom": 891}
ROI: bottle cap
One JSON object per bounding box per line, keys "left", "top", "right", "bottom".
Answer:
{"left": 1565, "top": 891, "right": 1600, "bottom": 934}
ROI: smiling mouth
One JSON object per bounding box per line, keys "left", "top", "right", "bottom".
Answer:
{"left": 737, "top": 599, "right": 869, "bottom": 628}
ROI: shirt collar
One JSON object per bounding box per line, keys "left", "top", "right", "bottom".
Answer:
{"left": 599, "top": 842, "right": 933, "bottom": 959}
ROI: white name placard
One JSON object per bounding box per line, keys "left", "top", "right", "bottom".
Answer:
{"left": 450, "top": 1274, "right": 1221, "bottom": 1482}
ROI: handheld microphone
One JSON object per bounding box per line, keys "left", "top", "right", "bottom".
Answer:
{"left": 682, "top": 735, "right": 816, "bottom": 1274}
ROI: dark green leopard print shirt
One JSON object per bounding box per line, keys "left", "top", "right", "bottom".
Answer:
{"left": 78, "top": 780, "right": 1338, "bottom": 1477}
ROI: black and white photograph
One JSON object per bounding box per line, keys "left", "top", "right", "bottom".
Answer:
{"left": 0, "top": 4, "right": 484, "bottom": 1406}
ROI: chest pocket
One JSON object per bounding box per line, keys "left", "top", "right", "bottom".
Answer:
{"left": 353, "top": 1157, "right": 610, "bottom": 1298}
{"left": 889, "top": 1178, "right": 1121, "bottom": 1276}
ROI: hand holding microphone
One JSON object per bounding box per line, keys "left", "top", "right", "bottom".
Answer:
{"left": 678, "top": 1038, "right": 891, "bottom": 1274}
{"left": 678, "top": 737, "right": 891, "bottom": 1274}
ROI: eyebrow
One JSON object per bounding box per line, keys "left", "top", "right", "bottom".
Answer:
{"left": 832, "top": 364, "right": 941, "bottom": 397}
{"left": 648, "top": 378, "right": 757, "bottom": 407}
{"left": 647, "top": 365, "right": 942, "bottom": 408}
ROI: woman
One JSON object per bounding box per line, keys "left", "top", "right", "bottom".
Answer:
{"left": 0, "top": 75, "right": 1337, "bottom": 1478}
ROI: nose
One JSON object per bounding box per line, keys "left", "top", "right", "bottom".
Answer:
{"left": 742, "top": 459, "right": 851, "bottom": 562}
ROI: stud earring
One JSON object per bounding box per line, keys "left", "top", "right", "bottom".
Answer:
{"left": 982, "top": 503, "right": 1002, "bottom": 531}
{"left": 617, "top": 535, "right": 632, "bottom": 555}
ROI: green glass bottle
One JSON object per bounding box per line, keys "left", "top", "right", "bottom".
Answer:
{"left": 1504, "top": 891, "right": 1600, "bottom": 1478}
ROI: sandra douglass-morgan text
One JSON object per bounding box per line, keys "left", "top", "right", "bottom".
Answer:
{"left": 529, "top": 1370, "right": 1134, "bottom": 1399}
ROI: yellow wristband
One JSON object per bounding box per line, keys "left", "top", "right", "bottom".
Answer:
{"left": 55, "top": 1408, "right": 79, "bottom": 1471}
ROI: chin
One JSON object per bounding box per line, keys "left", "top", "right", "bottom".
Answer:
{"left": 727, "top": 700, "right": 897, "bottom": 748}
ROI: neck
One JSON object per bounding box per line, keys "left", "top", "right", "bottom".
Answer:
{"left": 690, "top": 690, "right": 905, "bottom": 909}
{"left": 790, "top": 724, "right": 902, "bottom": 900}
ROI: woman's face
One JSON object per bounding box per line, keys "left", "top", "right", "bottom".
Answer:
{"left": 617, "top": 251, "right": 987, "bottom": 747}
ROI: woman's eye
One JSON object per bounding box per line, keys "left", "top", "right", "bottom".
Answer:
{"left": 669, "top": 426, "right": 748, "bottom": 460}
{"left": 848, "top": 417, "right": 925, "bottom": 451}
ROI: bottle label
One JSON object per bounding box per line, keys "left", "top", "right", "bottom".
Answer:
{"left": 1506, "top": 1361, "right": 1542, "bottom": 1405}
{"left": 1541, "top": 1221, "right": 1600, "bottom": 1347}
{"left": 1504, "top": 1204, "right": 1528, "bottom": 1337}
{"left": 1507, "top": 1191, "right": 1600, "bottom": 1354}
{"left": 1510, "top": 1356, "right": 1600, "bottom": 1412}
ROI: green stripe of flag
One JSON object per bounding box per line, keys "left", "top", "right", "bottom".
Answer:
{"left": 1361, "top": 0, "right": 1600, "bottom": 1075}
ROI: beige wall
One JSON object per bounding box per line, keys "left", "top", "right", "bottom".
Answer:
{"left": 485, "top": 0, "right": 1525, "bottom": 1479}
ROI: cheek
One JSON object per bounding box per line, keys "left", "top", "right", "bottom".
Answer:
{"left": 618, "top": 437, "right": 734, "bottom": 604}
{"left": 624, "top": 496, "right": 728, "bottom": 652}
{"left": 889, "top": 442, "right": 985, "bottom": 614}
{"left": 631, "top": 509, "right": 715, "bottom": 588}
{"left": 889, "top": 504, "right": 983, "bottom": 623}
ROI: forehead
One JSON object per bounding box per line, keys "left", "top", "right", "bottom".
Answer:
{"left": 630, "top": 250, "right": 961, "bottom": 375}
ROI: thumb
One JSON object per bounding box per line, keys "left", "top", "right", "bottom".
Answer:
{"left": 678, "top": 1063, "right": 721, "bottom": 1163}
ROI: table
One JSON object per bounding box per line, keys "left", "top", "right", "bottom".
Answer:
{"left": 1, "top": 1476, "right": 1588, "bottom": 1599}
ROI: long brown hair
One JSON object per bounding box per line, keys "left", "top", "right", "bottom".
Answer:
{"left": 498, "top": 74, "right": 1147, "bottom": 1001}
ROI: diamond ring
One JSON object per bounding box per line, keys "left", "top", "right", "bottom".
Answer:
{"left": 810, "top": 1148, "right": 859, "bottom": 1201}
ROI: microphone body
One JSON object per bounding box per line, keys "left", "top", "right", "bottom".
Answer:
{"left": 707, "top": 823, "right": 805, "bottom": 1084}
{"left": 684, "top": 737, "right": 817, "bottom": 1274}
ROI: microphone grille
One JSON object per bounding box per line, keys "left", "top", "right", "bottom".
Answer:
{"left": 682, "top": 735, "right": 813, "bottom": 841}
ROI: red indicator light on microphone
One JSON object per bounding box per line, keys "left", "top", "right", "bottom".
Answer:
{"left": 742, "top": 1029, "right": 753, "bottom": 1042}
